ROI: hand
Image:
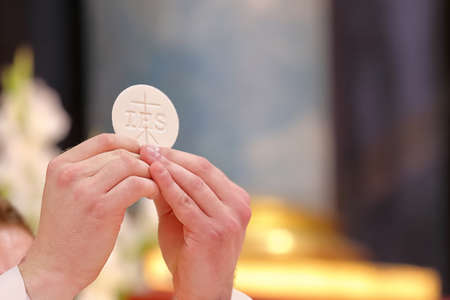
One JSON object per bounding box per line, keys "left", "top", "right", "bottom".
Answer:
{"left": 140, "top": 146, "right": 251, "bottom": 300}
{"left": 19, "top": 134, "right": 159, "bottom": 300}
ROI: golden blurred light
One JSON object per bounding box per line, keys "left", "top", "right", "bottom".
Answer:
{"left": 143, "top": 196, "right": 441, "bottom": 300}
{"left": 143, "top": 249, "right": 172, "bottom": 292}
{"left": 233, "top": 260, "right": 440, "bottom": 300}
{"left": 265, "top": 229, "right": 295, "bottom": 255}
{"left": 144, "top": 248, "right": 440, "bottom": 300}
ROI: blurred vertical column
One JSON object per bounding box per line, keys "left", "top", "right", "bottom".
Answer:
{"left": 332, "top": 0, "right": 448, "bottom": 293}
{"left": 29, "top": 0, "right": 86, "bottom": 149}
{"left": 0, "top": 0, "right": 85, "bottom": 148}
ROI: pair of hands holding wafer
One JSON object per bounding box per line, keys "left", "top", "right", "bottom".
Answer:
{"left": 19, "top": 134, "right": 251, "bottom": 300}
{"left": 18, "top": 86, "right": 251, "bottom": 299}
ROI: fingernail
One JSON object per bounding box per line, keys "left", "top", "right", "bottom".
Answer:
{"left": 144, "top": 145, "right": 161, "bottom": 160}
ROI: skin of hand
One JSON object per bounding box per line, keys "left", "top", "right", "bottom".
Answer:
{"left": 140, "top": 145, "right": 251, "bottom": 300}
{"left": 0, "top": 225, "right": 33, "bottom": 273}
{"left": 18, "top": 134, "right": 159, "bottom": 300}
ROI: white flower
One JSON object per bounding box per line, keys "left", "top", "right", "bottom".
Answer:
{"left": 0, "top": 79, "right": 70, "bottom": 229}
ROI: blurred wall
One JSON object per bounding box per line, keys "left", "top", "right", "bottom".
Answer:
{"left": 84, "top": 0, "right": 334, "bottom": 213}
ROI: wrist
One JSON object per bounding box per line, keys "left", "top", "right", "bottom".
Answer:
{"left": 173, "top": 277, "right": 233, "bottom": 300}
{"left": 174, "top": 290, "right": 233, "bottom": 300}
{"left": 18, "top": 247, "right": 79, "bottom": 300}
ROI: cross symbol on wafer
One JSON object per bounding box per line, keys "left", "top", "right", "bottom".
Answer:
{"left": 112, "top": 84, "right": 179, "bottom": 147}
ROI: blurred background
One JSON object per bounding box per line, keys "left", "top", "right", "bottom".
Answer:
{"left": 0, "top": 0, "right": 448, "bottom": 299}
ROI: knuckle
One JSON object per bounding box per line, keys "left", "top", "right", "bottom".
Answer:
{"left": 127, "top": 177, "right": 155, "bottom": 197}
{"left": 206, "top": 226, "right": 226, "bottom": 243}
{"left": 196, "top": 156, "right": 212, "bottom": 174}
{"left": 190, "top": 176, "right": 206, "bottom": 192}
{"left": 238, "top": 187, "right": 251, "bottom": 204}
{"left": 113, "top": 150, "right": 140, "bottom": 170}
{"left": 118, "top": 176, "right": 139, "bottom": 194}
{"left": 208, "top": 218, "right": 241, "bottom": 243}
{"left": 128, "top": 157, "right": 142, "bottom": 171}
{"left": 113, "top": 148, "right": 128, "bottom": 159}
{"left": 119, "top": 151, "right": 135, "bottom": 166}
{"left": 87, "top": 197, "right": 108, "bottom": 219}
{"left": 128, "top": 176, "right": 144, "bottom": 190}
{"left": 238, "top": 203, "right": 252, "bottom": 225}
{"left": 151, "top": 164, "right": 171, "bottom": 184}
{"left": 56, "top": 165, "right": 79, "bottom": 186}
{"left": 47, "top": 157, "right": 62, "bottom": 176}
{"left": 224, "top": 217, "right": 242, "bottom": 235}
{"left": 175, "top": 192, "right": 193, "bottom": 209}
{"left": 97, "top": 133, "right": 116, "bottom": 148}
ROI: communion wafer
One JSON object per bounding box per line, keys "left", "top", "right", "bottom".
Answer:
{"left": 112, "top": 84, "right": 179, "bottom": 147}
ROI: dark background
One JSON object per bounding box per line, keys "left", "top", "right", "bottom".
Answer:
{"left": 332, "top": 0, "right": 449, "bottom": 294}
{"left": 1, "top": 0, "right": 448, "bottom": 295}
{"left": 0, "top": 0, "right": 85, "bottom": 149}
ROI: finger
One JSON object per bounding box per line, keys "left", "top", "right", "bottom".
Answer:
{"left": 90, "top": 154, "right": 150, "bottom": 192}
{"left": 157, "top": 147, "right": 238, "bottom": 204}
{"left": 106, "top": 176, "right": 159, "bottom": 212}
{"left": 151, "top": 188, "right": 172, "bottom": 218}
{"left": 149, "top": 161, "right": 208, "bottom": 229}
{"left": 141, "top": 146, "right": 226, "bottom": 218}
{"left": 70, "top": 149, "right": 141, "bottom": 178}
{"left": 59, "top": 133, "right": 140, "bottom": 162}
